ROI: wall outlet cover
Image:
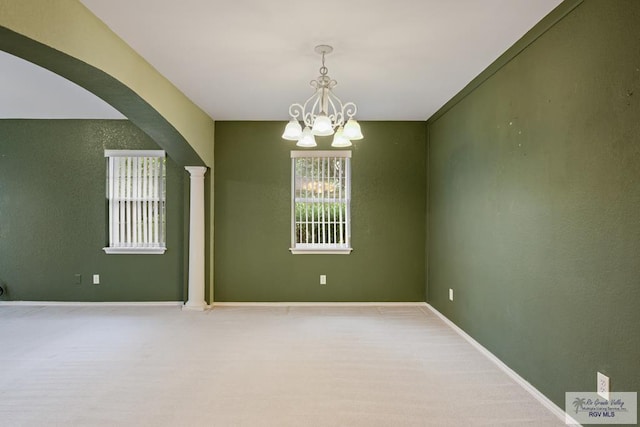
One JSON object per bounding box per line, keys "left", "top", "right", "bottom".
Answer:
{"left": 597, "top": 372, "right": 610, "bottom": 400}
{"left": 320, "top": 275, "right": 327, "bottom": 285}
{"left": 92, "top": 274, "right": 100, "bottom": 285}
{"left": 449, "top": 288, "right": 454, "bottom": 301}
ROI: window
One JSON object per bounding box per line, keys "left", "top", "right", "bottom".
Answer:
{"left": 290, "top": 150, "right": 352, "bottom": 254}
{"left": 103, "top": 150, "right": 166, "bottom": 254}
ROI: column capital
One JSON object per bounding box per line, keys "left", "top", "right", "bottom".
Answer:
{"left": 185, "top": 166, "right": 207, "bottom": 177}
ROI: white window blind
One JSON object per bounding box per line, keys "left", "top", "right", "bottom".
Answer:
{"left": 291, "top": 150, "right": 352, "bottom": 254}
{"left": 103, "top": 150, "right": 166, "bottom": 254}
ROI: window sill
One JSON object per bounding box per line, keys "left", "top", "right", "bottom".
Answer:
{"left": 289, "top": 248, "right": 352, "bottom": 255}
{"left": 103, "top": 247, "right": 166, "bottom": 255}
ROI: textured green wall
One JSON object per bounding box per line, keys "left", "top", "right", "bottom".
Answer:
{"left": 215, "top": 121, "right": 426, "bottom": 302}
{"left": 0, "top": 120, "right": 185, "bottom": 301}
{"left": 428, "top": 0, "right": 640, "bottom": 410}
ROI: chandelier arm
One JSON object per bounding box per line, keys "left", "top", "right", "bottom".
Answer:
{"left": 342, "top": 102, "right": 358, "bottom": 120}
{"left": 301, "top": 92, "right": 321, "bottom": 128}
{"left": 288, "top": 103, "right": 304, "bottom": 121}
{"left": 325, "top": 94, "right": 343, "bottom": 128}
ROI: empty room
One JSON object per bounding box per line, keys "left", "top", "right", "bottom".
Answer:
{"left": 1, "top": 0, "right": 638, "bottom": 426}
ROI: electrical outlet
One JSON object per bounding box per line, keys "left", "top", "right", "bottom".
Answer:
{"left": 597, "top": 372, "right": 609, "bottom": 400}
{"left": 74, "top": 274, "right": 82, "bottom": 285}
{"left": 449, "top": 288, "right": 454, "bottom": 301}
{"left": 320, "top": 275, "right": 326, "bottom": 285}
{"left": 92, "top": 274, "right": 100, "bottom": 285}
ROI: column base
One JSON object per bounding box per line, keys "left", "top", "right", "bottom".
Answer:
{"left": 182, "top": 301, "right": 208, "bottom": 311}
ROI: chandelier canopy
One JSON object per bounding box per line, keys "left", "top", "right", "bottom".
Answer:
{"left": 282, "top": 45, "right": 363, "bottom": 148}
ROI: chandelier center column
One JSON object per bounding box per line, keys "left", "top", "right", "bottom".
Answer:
{"left": 183, "top": 166, "right": 207, "bottom": 311}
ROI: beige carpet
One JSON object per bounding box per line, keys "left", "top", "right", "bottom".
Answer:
{"left": 0, "top": 304, "right": 565, "bottom": 426}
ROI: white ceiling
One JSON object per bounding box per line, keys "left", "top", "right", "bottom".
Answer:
{"left": 1, "top": 0, "right": 563, "bottom": 121}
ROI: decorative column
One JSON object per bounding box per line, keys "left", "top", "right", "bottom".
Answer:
{"left": 183, "top": 166, "right": 207, "bottom": 311}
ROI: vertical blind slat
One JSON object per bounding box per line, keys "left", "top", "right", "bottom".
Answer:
{"left": 138, "top": 158, "right": 143, "bottom": 245}
{"left": 311, "top": 158, "right": 315, "bottom": 244}
{"left": 338, "top": 157, "right": 343, "bottom": 245}
{"left": 148, "top": 157, "right": 153, "bottom": 246}
{"left": 128, "top": 158, "right": 132, "bottom": 246}
{"left": 142, "top": 157, "right": 148, "bottom": 246}
{"left": 320, "top": 157, "right": 325, "bottom": 244}
{"left": 333, "top": 157, "right": 338, "bottom": 243}
{"left": 133, "top": 157, "right": 138, "bottom": 246}
{"left": 119, "top": 157, "right": 125, "bottom": 247}
{"left": 304, "top": 159, "right": 309, "bottom": 244}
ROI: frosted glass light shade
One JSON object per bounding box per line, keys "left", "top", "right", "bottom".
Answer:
{"left": 296, "top": 127, "right": 317, "bottom": 147}
{"left": 331, "top": 127, "right": 352, "bottom": 147}
{"left": 311, "top": 115, "right": 334, "bottom": 136}
{"left": 282, "top": 120, "right": 302, "bottom": 140}
{"left": 343, "top": 119, "right": 363, "bottom": 140}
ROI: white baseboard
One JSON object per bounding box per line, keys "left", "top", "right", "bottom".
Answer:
{"left": 0, "top": 301, "right": 426, "bottom": 309}
{"left": 1, "top": 301, "right": 426, "bottom": 309}
{"left": 0, "top": 301, "right": 183, "bottom": 307}
{"left": 211, "top": 301, "right": 427, "bottom": 307}
{"left": 423, "top": 303, "right": 581, "bottom": 426}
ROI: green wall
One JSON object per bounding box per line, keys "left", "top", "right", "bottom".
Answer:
{"left": 215, "top": 121, "right": 426, "bottom": 302}
{"left": 427, "top": 0, "right": 640, "bottom": 411}
{"left": 0, "top": 120, "right": 186, "bottom": 301}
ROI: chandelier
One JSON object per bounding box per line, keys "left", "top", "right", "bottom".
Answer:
{"left": 282, "top": 45, "right": 363, "bottom": 148}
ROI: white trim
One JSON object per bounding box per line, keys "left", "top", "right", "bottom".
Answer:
{"left": 104, "top": 149, "right": 165, "bottom": 158}
{"left": 291, "top": 150, "right": 351, "bottom": 158}
{"left": 289, "top": 248, "right": 352, "bottom": 255}
{"left": 0, "top": 301, "right": 183, "bottom": 307}
{"left": 211, "top": 302, "right": 427, "bottom": 307}
{"left": 104, "top": 151, "right": 167, "bottom": 252}
{"left": 422, "top": 303, "right": 581, "bottom": 427}
{"left": 291, "top": 152, "right": 351, "bottom": 251}
{"left": 103, "top": 247, "right": 166, "bottom": 254}
{"left": 182, "top": 304, "right": 207, "bottom": 312}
